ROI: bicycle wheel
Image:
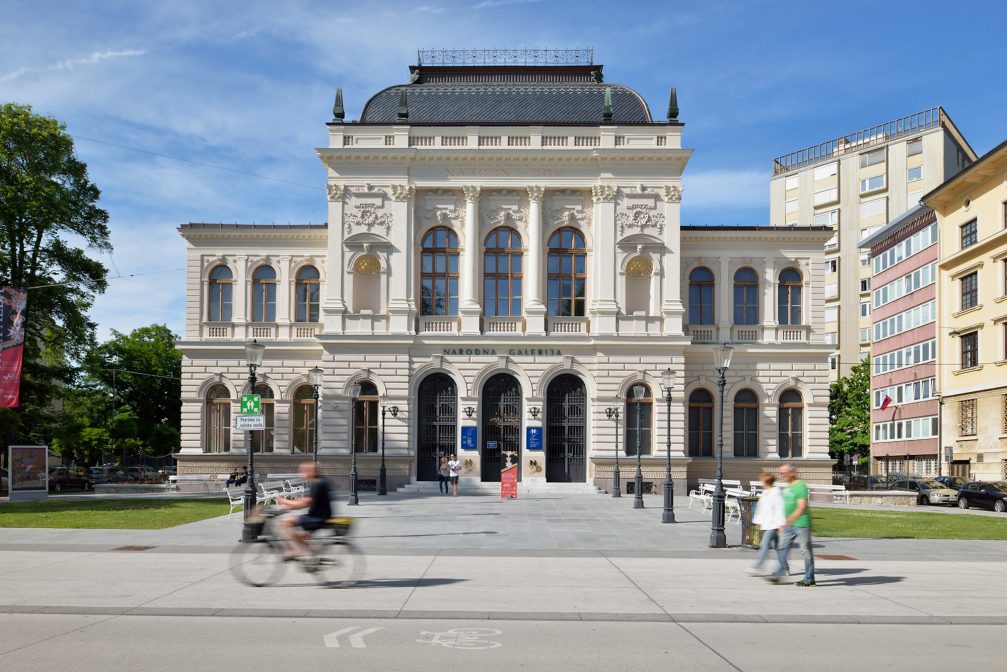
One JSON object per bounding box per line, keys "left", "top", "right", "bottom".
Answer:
{"left": 230, "top": 540, "right": 286, "bottom": 587}
{"left": 310, "top": 539, "right": 365, "bottom": 587}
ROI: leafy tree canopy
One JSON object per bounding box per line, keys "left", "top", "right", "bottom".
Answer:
{"left": 829, "top": 356, "right": 872, "bottom": 466}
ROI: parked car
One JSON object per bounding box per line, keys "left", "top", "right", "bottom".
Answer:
{"left": 889, "top": 478, "right": 958, "bottom": 505}
{"left": 48, "top": 467, "right": 92, "bottom": 493}
{"left": 957, "top": 482, "right": 1007, "bottom": 512}
{"left": 934, "top": 476, "right": 968, "bottom": 491}
{"left": 158, "top": 466, "right": 177, "bottom": 476}
{"left": 845, "top": 475, "right": 886, "bottom": 491}
{"left": 87, "top": 466, "right": 126, "bottom": 484}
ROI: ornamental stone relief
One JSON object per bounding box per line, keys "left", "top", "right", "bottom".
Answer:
{"left": 326, "top": 184, "right": 347, "bottom": 201}
{"left": 549, "top": 189, "right": 591, "bottom": 230}
{"left": 390, "top": 184, "right": 415, "bottom": 201}
{"left": 663, "top": 185, "right": 683, "bottom": 202}
{"left": 550, "top": 207, "right": 591, "bottom": 229}
{"left": 591, "top": 184, "right": 618, "bottom": 203}
{"left": 419, "top": 189, "right": 462, "bottom": 228}
{"left": 345, "top": 204, "right": 393, "bottom": 236}
{"left": 616, "top": 205, "right": 666, "bottom": 236}
{"left": 481, "top": 189, "right": 527, "bottom": 230}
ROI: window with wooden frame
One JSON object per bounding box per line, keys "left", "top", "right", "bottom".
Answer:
{"left": 961, "top": 219, "right": 978, "bottom": 249}
{"left": 689, "top": 267, "right": 715, "bottom": 325}
{"left": 624, "top": 384, "right": 653, "bottom": 456}
{"left": 207, "top": 266, "right": 233, "bottom": 322}
{"left": 733, "top": 267, "right": 759, "bottom": 325}
{"left": 251, "top": 266, "right": 277, "bottom": 322}
{"left": 352, "top": 381, "right": 380, "bottom": 453}
{"left": 547, "top": 227, "right": 586, "bottom": 317}
{"left": 778, "top": 389, "right": 803, "bottom": 458}
{"left": 484, "top": 227, "right": 523, "bottom": 317}
{"left": 960, "top": 331, "right": 979, "bottom": 369}
{"left": 688, "top": 389, "right": 714, "bottom": 457}
{"left": 291, "top": 385, "right": 316, "bottom": 454}
{"left": 420, "top": 228, "right": 460, "bottom": 316}
{"left": 778, "top": 268, "right": 803, "bottom": 325}
{"left": 249, "top": 384, "right": 274, "bottom": 453}
{"left": 733, "top": 389, "right": 759, "bottom": 457}
{"left": 294, "top": 265, "right": 320, "bottom": 322}
{"left": 204, "top": 385, "right": 230, "bottom": 453}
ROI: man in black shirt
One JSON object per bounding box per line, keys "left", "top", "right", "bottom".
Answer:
{"left": 277, "top": 462, "right": 333, "bottom": 560}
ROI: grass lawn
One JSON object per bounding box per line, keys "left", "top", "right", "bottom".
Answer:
{"left": 812, "top": 507, "right": 1007, "bottom": 540}
{"left": 0, "top": 498, "right": 229, "bottom": 529}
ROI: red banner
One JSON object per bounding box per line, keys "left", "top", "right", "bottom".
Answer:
{"left": 501, "top": 465, "right": 518, "bottom": 499}
{"left": 0, "top": 287, "right": 27, "bottom": 408}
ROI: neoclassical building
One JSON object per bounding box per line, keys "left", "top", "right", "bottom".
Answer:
{"left": 177, "top": 50, "right": 834, "bottom": 492}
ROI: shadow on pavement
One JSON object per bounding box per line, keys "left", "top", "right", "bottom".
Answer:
{"left": 356, "top": 531, "right": 499, "bottom": 540}
{"left": 349, "top": 577, "right": 468, "bottom": 589}
{"left": 817, "top": 574, "right": 905, "bottom": 586}
{"left": 814, "top": 568, "right": 866, "bottom": 576}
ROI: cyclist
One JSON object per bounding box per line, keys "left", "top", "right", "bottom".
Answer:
{"left": 276, "top": 461, "right": 333, "bottom": 561}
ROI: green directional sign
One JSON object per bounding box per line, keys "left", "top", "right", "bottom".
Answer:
{"left": 240, "top": 394, "right": 261, "bottom": 415}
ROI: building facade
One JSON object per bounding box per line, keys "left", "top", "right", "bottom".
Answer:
{"left": 769, "top": 108, "right": 974, "bottom": 381}
{"left": 177, "top": 51, "right": 834, "bottom": 491}
{"left": 859, "top": 206, "right": 939, "bottom": 475}
{"left": 928, "top": 138, "right": 1007, "bottom": 481}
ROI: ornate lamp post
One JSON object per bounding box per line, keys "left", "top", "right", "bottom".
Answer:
{"left": 241, "top": 340, "right": 265, "bottom": 543}
{"left": 379, "top": 403, "right": 398, "bottom": 496}
{"left": 710, "top": 343, "right": 734, "bottom": 548}
{"left": 605, "top": 406, "right": 621, "bottom": 497}
{"left": 632, "top": 384, "right": 646, "bottom": 509}
{"left": 662, "top": 367, "right": 676, "bottom": 524}
{"left": 348, "top": 382, "right": 361, "bottom": 506}
{"left": 308, "top": 366, "right": 323, "bottom": 464}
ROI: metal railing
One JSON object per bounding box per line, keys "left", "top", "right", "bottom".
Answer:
{"left": 772, "top": 107, "right": 942, "bottom": 175}
{"left": 417, "top": 48, "right": 593, "bottom": 66}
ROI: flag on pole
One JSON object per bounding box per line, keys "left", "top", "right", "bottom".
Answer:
{"left": 0, "top": 287, "right": 27, "bottom": 408}
{"left": 880, "top": 394, "right": 893, "bottom": 411}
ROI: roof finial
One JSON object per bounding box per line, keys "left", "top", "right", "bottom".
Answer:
{"left": 397, "top": 88, "right": 409, "bottom": 121}
{"left": 667, "top": 87, "right": 679, "bottom": 122}
{"left": 602, "top": 86, "right": 613, "bottom": 123}
{"left": 332, "top": 88, "right": 345, "bottom": 123}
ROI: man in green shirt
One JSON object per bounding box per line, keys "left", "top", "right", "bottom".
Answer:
{"left": 770, "top": 463, "right": 816, "bottom": 587}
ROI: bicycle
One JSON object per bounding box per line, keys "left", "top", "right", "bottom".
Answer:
{"left": 229, "top": 509, "right": 365, "bottom": 588}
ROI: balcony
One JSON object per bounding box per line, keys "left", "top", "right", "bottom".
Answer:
{"left": 249, "top": 323, "right": 277, "bottom": 340}
{"left": 547, "top": 317, "right": 588, "bottom": 335}
{"left": 685, "top": 325, "right": 716, "bottom": 343}
{"left": 732, "top": 326, "right": 762, "bottom": 343}
{"left": 202, "top": 322, "right": 234, "bottom": 339}
{"left": 418, "top": 316, "right": 459, "bottom": 334}
{"left": 483, "top": 317, "right": 524, "bottom": 334}
{"left": 777, "top": 325, "right": 810, "bottom": 342}
{"left": 290, "top": 323, "right": 321, "bottom": 339}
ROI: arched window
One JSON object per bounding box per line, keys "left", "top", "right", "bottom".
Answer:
{"left": 733, "top": 389, "right": 759, "bottom": 457}
{"left": 625, "top": 256, "right": 653, "bottom": 316}
{"left": 352, "top": 254, "right": 381, "bottom": 313}
{"left": 778, "top": 268, "right": 803, "bottom": 325}
{"left": 251, "top": 266, "right": 277, "bottom": 322}
{"left": 291, "top": 385, "right": 316, "bottom": 453}
{"left": 484, "top": 228, "right": 523, "bottom": 317}
{"left": 294, "top": 266, "right": 320, "bottom": 322}
{"left": 420, "top": 228, "right": 459, "bottom": 316}
{"left": 207, "top": 266, "right": 232, "bottom": 322}
{"left": 689, "top": 267, "right": 715, "bottom": 325}
{"left": 204, "top": 384, "right": 230, "bottom": 453}
{"left": 778, "top": 389, "right": 803, "bottom": 458}
{"left": 250, "top": 384, "right": 274, "bottom": 453}
{"left": 688, "top": 389, "right": 714, "bottom": 457}
{"left": 625, "top": 384, "right": 653, "bottom": 456}
{"left": 733, "top": 268, "right": 759, "bottom": 325}
{"left": 352, "top": 381, "right": 379, "bottom": 453}
{"left": 547, "top": 228, "right": 586, "bottom": 317}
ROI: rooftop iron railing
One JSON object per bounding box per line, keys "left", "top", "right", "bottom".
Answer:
{"left": 772, "top": 107, "right": 943, "bottom": 175}
{"left": 417, "top": 48, "right": 594, "bottom": 67}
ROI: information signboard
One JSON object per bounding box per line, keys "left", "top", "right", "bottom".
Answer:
{"left": 526, "top": 426, "right": 543, "bottom": 450}
{"left": 8, "top": 445, "right": 48, "bottom": 501}
{"left": 240, "top": 394, "right": 261, "bottom": 415}
{"left": 235, "top": 414, "right": 266, "bottom": 430}
{"left": 461, "top": 426, "right": 478, "bottom": 450}
{"left": 501, "top": 465, "right": 518, "bottom": 499}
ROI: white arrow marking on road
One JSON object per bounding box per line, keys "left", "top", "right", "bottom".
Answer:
{"left": 324, "top": 626, "right": 383, "bottom": 648}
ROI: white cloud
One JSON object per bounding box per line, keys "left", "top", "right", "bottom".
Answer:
{"left": 683, "top": 169, "right": 768, "bottom": 208}
{"left": 1, "top": 48, "right": 146, "bottom": 81}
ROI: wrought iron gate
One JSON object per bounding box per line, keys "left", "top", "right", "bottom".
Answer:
{"left": 481, "top": 373, "right": 522, "bottom": 482}
{"left": 546, "top": 374, "right": 586, "bottom": 482}
{"left": 417, "top": 374, "right": 456, "bottom": 481}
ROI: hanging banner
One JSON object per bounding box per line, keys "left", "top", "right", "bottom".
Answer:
{"left": 0, "top": 287, "right": 27, "bottom": 408}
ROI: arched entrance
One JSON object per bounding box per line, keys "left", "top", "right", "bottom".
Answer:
{"left": 481, "top": 373, "right": 522, "bottom": 482}
{"left": 416, "top": 373, "right": 457, "bottom": 481}
{"left": 546, "top": 374, "right": 587, "bottom": 482}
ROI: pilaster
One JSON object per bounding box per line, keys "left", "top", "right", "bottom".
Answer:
{"left": 322, "top": 184, "right": 347, "bottom": 333}
{"left": 661, "top": 184, "right": 685, "bottom": 335}
{"left": 460, "top": 185, "right": 482, "bottom": 334}
{"left": 591, "top": 185, "right": 619, "bottom": 336}
{"left": 717, "top": 256, "right": 731, "bottom": 342}
{"left": 388, "top": 184, "right": 416, "bottom": 334}
{"left": 525, "top": 185, "right": 546, "bottom": 336}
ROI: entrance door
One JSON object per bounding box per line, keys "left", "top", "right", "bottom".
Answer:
{"left": 481, "top": 373, "right": 522, "bottom": 482}
{"left": 417, "top": 373, "right": 457, "bottom": 481}
{"left": 950, "top": 460, "right": 971, "bottom": 479}
{"left": 546, "top": 374, "right": 587, "bottom": 482}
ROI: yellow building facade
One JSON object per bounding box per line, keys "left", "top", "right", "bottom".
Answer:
{"left": 927, "top": 139, "right": 1007, "bottom": 481}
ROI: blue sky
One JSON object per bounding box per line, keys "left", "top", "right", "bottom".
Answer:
{"left": 2, "top": 0, "right": 1005, "bottom": 339}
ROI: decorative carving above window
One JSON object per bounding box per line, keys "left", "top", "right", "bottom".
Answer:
{"left": 486, "top": 207, "right": 527, "bottom": 229}
{"left": 550, "top": 207, "right": 591, "bottom": 230}
{"left": 617, "top": 206, "right": 666, "bottom": 236}
{"left": 345, "top": 204, "right": 393, "bottom": 236}
{"left": 390, "top": 184, "right": 415, "bottom": 201}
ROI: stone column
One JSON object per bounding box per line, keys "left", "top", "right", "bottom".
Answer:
{"left": 322, "top": 184, "right": 347, "bottom": 333}
{"left": 460, "top": 185, "right": 482, "bottom": 334}
{"left": 717, "top": 256, "right": 731, "bottom": 342}
{"left": 591, "top": 185, "right": 619, "bottom": 336}
{"left": 525, "top": 185, "right": 546, "bottom": 336}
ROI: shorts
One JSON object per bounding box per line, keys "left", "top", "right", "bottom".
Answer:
{"left": 450, "top": 475, "right": 459, "bottom": 483}
{"left": 299, "top": 515, "right": 326, "bottom": 532}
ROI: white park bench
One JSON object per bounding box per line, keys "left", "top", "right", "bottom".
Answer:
{"left": 688, "top": 482, "right": 715, "bottom": 512}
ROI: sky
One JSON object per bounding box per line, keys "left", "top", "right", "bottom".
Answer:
{"left": 2, "top": 0, "right": 1006, "bottom": 340}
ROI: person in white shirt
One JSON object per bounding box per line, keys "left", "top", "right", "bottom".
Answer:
{"left": 447, "top": 454, "right": 462, "bottom": 497}
{"left": 749, "top": 472, "right": 786, "bottom": 576}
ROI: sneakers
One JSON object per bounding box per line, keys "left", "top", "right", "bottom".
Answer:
{"left": 794, "top": 580, "right": 817, "bottom": 588}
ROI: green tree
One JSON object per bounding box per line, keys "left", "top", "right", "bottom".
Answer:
{"left": 829, "top": 356, "right": 872, "bottom": 468}
{"left": 0, "top": 102, "right": 110, "bottom": 443}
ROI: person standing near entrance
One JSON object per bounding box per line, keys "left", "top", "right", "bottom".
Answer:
{"left": 771, "top": 463, "right": 816, "bottom": 587}
{"left": 749, "top": 472, "right": 785, "bottom": 576}
{"left": 438, "top": 456, "right": 451, "bottom": 495}
{"left": 448, "top": 454, "right": 462, "bottom": 496}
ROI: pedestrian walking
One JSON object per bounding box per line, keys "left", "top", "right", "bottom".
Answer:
{"left": 770, "top": 463, "right": 816, "bottom": 587}
{"left": 438, "top": 456, "right": 451, "bottom": 495}
{"left": 448, "top": 454, "right": 462, "bottom": 496}
{"left": 748, "top": 472, "right": 785, "bottom": 576}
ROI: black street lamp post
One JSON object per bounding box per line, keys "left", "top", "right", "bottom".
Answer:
{"left": 241, "top": 340, "right": 265, "bottom": 543}
{"left": 379, "top": 403, "right": 398, "bottom": 496}
{"left": 605, "top": 406, "right": 620, "bottom": 497}
{"left": 661, "top": 367, "right": 676, "bottom": 524}
{"left": 348, "top": 383, "right": 361, "bottom": 506}
{"left": 632, "top": 384, "right": 645, "bottom": 510}
{"left": 710, "top": 343, "right": 734, "bottom": 548}
{"left": 308, "top": 366, "right": 323, "bottom": 464}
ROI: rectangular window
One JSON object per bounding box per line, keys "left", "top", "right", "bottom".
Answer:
{"left": 825, "top": 306, "right": 838, "bottom": 322}
{"left": 961, "top": 271, "right": 978, "bottom": 310}
{"left": 814, "top": 187, "right": 838, "bottom": 206}
{"left": 961, "top": 331, "right": 978, "bottom": 369}
{"left": 961, "top": 219, "right": 978, "bottom": 249}
{"left": 860, "top": 252, "right": 870, "bottom": 267}
{"left": 907, "top": 190, "right": 923, "bottom": 207}
{"left": 815, "top": 209, "right": 839, "bottom": 227}
{"left": 907, "top": 165, "right": 923, "bottom": 182}
{"left": 829, "top": 355, "right": 838, "bottom": 370}
{"left": 785, "top": 175, "right": 799, "bottom": 191}
{"left": 907, "top": 138, "right": 923, "bottom": 156}
{"left": 826, "top": 259, "right": 838, "bottom": 274}
{"left": 813, "top": 162, "right": 837, "bottom": 180}
{"left": 959, "top": 399, "right": 977, "bottom": 436}
{"left": 860, "top": 327, "right": 870, "bottom": 342}
{"left": 860, "top": 278, "right": 871, "bottom": 293}
{"left": 860, "top": 196, "right": 887, "bottom": 219}
{"left": 860, "top": 148, "right": 885, "bottom": 168}
{"left": 860, "top": 174, "right": 886, "bottom": 193}
{"left": 860, "top": 301, "right": 870, "bottom": 317}
{"left": 785, "top": 198, "right": 799, "bottom": 214}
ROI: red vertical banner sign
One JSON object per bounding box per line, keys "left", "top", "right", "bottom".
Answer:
{"left": 501, "top": 465, "right": 518, "bottom": 499}
{"left": 0, "top": 287, "right": 27, "bottom": 408}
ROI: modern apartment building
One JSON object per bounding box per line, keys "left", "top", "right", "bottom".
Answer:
{"left": 859, "top": 205, "right": 939, "bottom": 476}
{"left": 927, "top": 138, "right": 1007, "bottom": 481}
{"left": 770, "top": 107, "right": 975, "bottom": 381}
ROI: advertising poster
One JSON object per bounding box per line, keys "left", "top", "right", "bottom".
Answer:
{"left": 9, "top": 445, "right": 48, "bottom": 501}
{"left": 501, "top": 465, "right": 518, "bottom": 499}
{"left": 0, "top": 287, "right": 27, "bottom": 408}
